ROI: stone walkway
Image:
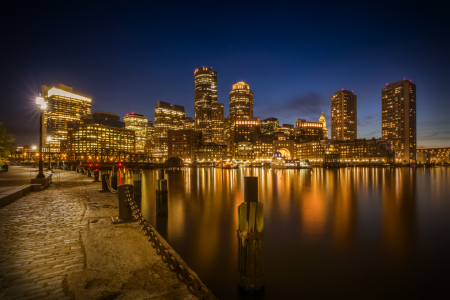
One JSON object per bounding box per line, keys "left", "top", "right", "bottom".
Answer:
{"left": 0, "top": 172, "right": 86, "bottom": 299}
{"left": 0, "top": 171, "right": 194, "bottom": 300}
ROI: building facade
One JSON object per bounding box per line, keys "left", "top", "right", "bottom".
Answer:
{"left": 67, "top": 124, "right": 135, "bottom": 154}
{"left": 167, "top": 129, "right": 203, "bottom": 162}
{"left": 153, "top": 101, "right": 186, "bottom": 160}
{"left": 194, "top": 67, "right": 217, "bottom": 143}
{"left": 261, "top": 117, "right": 279, "bottom": 135}
{"left": 295, "top": 119, "right": 323, "bottom": 141}
{"left": 196, "top": 143, "right": 227, "bottom": 162}
{"left": 417, "top": 147, "right": 449, "bottom": 164}
{"left": 41, "top": 84, "right": 91, "bottom": 152}
{"left": 123, "top": 113, "right": 148, "bottom": 153}
{"left": 382, "top": 79, "right": 417, "bottom": 163}
{"left": 331, "top": 89, "right": 357, "bottom": 141}
{"left": 334, "top": 138, "right": 394, "bottom": 164}
{"left": 211, "top": 103, "right": 224, "bottom": 144}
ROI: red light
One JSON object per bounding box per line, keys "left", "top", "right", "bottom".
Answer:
{"left": 132, "top": 112, "right": 134, "bottom": 114}
{"left": 118, "top": 162, "right": 123, "bottom": 167}
{"left": 404, "top": 78, "right": 406, "bottom": 80}
{"left": 342, "top": 88, "right": 344, "bottom": 90}
{"left": 126, "top": 114, "right": 128, "bottom": 116}
{"left": 351, "top": 91, "right": 353, "bottom": 93}
{"left": 386, "top": 83, "right": 388, "bottom": 85}
{"left": 409, "top": 80, "right": 411, "bottom": 82}
{"left": 88, "top": 164, "right": 92, "bottom": 167}
{"left": 95, "top": 164, "right": 98, "bottom": 167}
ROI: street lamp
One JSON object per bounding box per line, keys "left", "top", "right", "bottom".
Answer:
{"left": 36, "top": 96, "right": 47, "bottom": 178}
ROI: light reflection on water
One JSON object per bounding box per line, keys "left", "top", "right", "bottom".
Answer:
{"left": 120, "top": 167, "right": 450, "bottom": 299}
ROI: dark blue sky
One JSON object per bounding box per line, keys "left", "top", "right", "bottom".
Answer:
{"left": 1, "top": 1, "right": 449, "bottom": 147}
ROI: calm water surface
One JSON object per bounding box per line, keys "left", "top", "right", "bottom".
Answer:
{"left": 122, "top": 167, "right": 450, "bottom": 299}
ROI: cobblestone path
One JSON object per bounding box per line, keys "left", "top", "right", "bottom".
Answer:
{"left": 0, "top": 173, "right": 87, "bottom": 299}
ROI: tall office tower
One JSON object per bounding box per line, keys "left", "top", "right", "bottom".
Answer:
{"left": 331, "top": 89, "right": 357, "bottom": 141}
{"left": 229, "top": 81, "right": 253, "bottom": 122}
{"left": 153, "top": 101, "right": 186, "bottom": 160}
{"left": 261, "top": 117, "right": 279, "bottom": 135}
{"left": 123, "top": 113, "right": 148, "bottom": 153}
{"left": 382, "top": 79, "right": 416, "bottom": 163}
{"left": 211, "top": 103, "right": 224, "bottom": 144}
{"left": 41, "top": 84, "right": 91, "bottom": 152}
{"left": 194, "top": 67, "right": 217, "bottom": 142}
{"left": 319, "top": 112, "right": 328, "bottom": 139}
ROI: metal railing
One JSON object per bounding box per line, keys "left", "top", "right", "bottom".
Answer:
{"left": 123, "top": 186, "right": 216, "bottom": 299}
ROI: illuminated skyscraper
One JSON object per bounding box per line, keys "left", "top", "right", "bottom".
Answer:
{"left": 382, "top": 79, "right": 416, "bottom": 163}
{"left": 331, "top": 90, "right": 357, "bottom": 141}
{"left": 41, "top": 84, "right": 91, "bottom": 152}
{"left": 229, "top": 81, "right": 253, "bottom": 123}
{"left": 194, "top": 67, "right": 217, "bottom": 142}
{"left": 153, "top": 101, "right": 186, "bottom": 160}
{"left": 123, "top": 113, "right": 148, "bottom": 153}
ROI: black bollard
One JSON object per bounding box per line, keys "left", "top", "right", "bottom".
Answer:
{"left": 87, "top": 169, "right": 92, "bottom": 177}
{"left": 76, "top": 166, "right": 79, "bottom": 173}
{"left": 111, "top": 184, "right": 137, "bottom": 224}
{"left": 238, "top": 177, "right": 264, "bottom": 291}
{"left": 93, "top": 170, "right": 100, "bottom": 182}
{"left": 99, "top": 173, "right": 109, "bottom": 192}
{"left": 81, "top": 167, "right": 85, "bottom": 175}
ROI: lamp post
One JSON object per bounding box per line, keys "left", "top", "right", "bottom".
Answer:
{"left": 36, "top": 96, "right": 46, "bottom": 178}
{"left": 47, "top": 136, "right": 52, "bottom": 171}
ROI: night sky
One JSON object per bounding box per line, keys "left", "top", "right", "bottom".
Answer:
{"left": 1, "top": 1, "right": 449, "bottom": 147}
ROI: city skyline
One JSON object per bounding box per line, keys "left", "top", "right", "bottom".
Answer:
{"left": 1, "top": 2, "right": 448, "bottom": 148}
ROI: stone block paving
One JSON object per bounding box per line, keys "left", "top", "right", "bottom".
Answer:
{"left": 0, "top": 172, "right": 87, "bottom": 299}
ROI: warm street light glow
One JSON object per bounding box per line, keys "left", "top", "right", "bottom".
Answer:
{"left": 32, "top": 146, "right": 37, "bottom": 150}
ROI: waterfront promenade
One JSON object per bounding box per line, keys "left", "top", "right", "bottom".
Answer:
{"left": 0, "top": 169, "right": 193, "bottom": 299}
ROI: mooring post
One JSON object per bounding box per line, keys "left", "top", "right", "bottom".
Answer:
{"left": 87, "top": 168, "right": 92, "bottom": 177}
{"left": 81, "top": 167, "right": 85, "bottom": 175}
{"left": 93, "top": 170, "right": 100, "bottom": 182}
{"left": 99, "top": 173, "right": 109, "bottom": 192}
{"left": 238, "top": 176, "right": 264, "bottom": 291}
{"left": 156, "top": 169, "right": 168, "bottom": 215}
{"left": 111, "top": 184, "right": 137, "bottom": 224}
{"left": 133, "top": 166, "right": 142, "bottom": 208}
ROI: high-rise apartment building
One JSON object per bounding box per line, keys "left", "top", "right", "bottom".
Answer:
{"left": 123, "top": 113, "right": 148, "bottom": 153}
{"left": 183, "top": 117, "right": 195, "bottom": 130}
{"left": 194, "top": 67, "right": 217, "bottom": 143}
{"left": 153, "top": 101, "right": 186, "bottom": 160}
{"left": 382, "top": 79, "right": 416, "bottom": 163}
{"left": 211, "top": 103, "right": 224, "bottom": 144}
{"left": 168, "top": 129, "right": 203, "bottom": 163}
{"left": 331, "top": 90, "right": 357, "bottom": 141}
{"left": 41, "top": 84, "right": 91, "bottom": 151}
{"left": 229, "top": 81, "right": 253, "bottom": 123}
{"left": 261, "top": 117, "right": 279, "bottom": 135}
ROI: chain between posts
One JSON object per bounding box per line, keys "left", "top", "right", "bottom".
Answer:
{"left": 106, "top": 176, "right": 118, "bottom": 194}
{"left": 124, "top": 187, "right": 216, "bottom": 300}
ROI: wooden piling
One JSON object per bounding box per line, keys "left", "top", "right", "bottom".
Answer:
{"left": 238, "top": 177, "right": 264, "bottom": 291}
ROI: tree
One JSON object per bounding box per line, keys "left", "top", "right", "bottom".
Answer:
{"left": 0, "top": 123, "right": 15, "bottom": 167}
